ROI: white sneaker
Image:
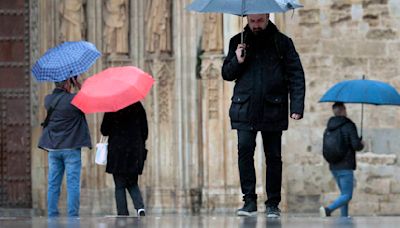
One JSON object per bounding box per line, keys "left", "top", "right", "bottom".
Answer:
{"left": 319, "top": 206, "right": 327, "bottom": 217}
{"left": 137, "top": 208, "right": 145, "bottom": 217}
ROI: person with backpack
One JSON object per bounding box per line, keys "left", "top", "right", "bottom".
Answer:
{"left": 320, "top": 102, "right": 364, "bottom": 217}
{"left": 222, "top": 14, "right": 305, "bottom": 217}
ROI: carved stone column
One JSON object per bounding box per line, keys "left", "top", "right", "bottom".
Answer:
{"left": 199, "top": 13, "right": 237, "bottom": 211}
{"left": 141, "top": 0, "right": 202, "bottom": 213}
{"left": 199, "top": 52, "right": 229, "bottom": 210}
{"left": 143, "top": 0, "right": 177, "bottom": 212}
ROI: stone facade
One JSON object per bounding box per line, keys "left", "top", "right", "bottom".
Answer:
{"left": 29, "top": 0, "right": 400, "bottom": 215}
{"left": 283, "top": 0, "right": 400, "bottom": 215}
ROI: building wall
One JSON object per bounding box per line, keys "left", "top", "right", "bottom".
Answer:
{"left": 29, "top": 0, "right": 400, "bottom": 216}
{"left": 282, "top": 0, "right": 400, "bottom": 215}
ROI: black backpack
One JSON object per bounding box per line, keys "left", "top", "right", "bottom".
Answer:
{"left": 322, "top": 124, "right": 348, "bottom": 164}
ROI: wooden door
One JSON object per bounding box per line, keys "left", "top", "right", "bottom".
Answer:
{"left": 0, "top": 0, "right": 31, "bottom": 208}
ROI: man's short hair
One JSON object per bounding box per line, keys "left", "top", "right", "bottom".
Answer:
{"left": 332, "top": 102, "right": 345, "bottom": 116}
{"left": 55, "top": 80, "right": 68, "bottom": 88}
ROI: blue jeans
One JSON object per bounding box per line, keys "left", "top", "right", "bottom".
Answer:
{"left": 327, "top": 170, "right": 354, "bottom": 217}
{"left": 48, "top": 149, "right": 82, "bottom": 217}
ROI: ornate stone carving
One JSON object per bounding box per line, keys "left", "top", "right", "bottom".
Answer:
{"left": 148, "top": 60, "right": 173, "bottom": 123}
{"left": 59, "top": 0, "right": 85, "bottom": 41}
{"left": 202, "top": 13, "right": 224, "bottom": 52}
{"left": 145, "top": 0, "right": 172, "bottom": 54}
{"left": 103, "top": 0, "right": 129, "bottom": 54}
{"left": 200, "top": 58, "right": 223, "bottom": 119}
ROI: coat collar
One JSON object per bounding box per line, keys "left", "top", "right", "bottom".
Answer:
{"left": 52, "top": 87, "right": 69, "bottom": 94}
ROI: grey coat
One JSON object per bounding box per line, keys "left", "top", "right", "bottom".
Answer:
{"left": 38, "top": 88, "right": 92, "bottom": 150}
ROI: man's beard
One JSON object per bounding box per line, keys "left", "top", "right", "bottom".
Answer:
{"left": 252, "top": 28, "right": 263, "bottom": 35}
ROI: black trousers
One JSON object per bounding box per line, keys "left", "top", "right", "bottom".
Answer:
{"left": 113, "top": 174, "right": 144, "bottom": 215}
{"left": 237, "top": 130, "right": 282, "bottom": 207}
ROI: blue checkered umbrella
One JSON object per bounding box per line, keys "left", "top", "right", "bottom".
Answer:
{"left": 31, "top": 41, "right": 101, "bottom": 82}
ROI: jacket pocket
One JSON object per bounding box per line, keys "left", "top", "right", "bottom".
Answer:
{"left": 229, "top": 95, "right": 251, "bottom": 122}
{"left": 263, "top": 95, "right": 286, "bottom": 121}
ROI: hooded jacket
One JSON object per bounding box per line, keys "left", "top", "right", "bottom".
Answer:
{"left": 222, "top": 22, "right": 305, "bottom": 131}
{"left": 326, "top": 116, "right": 364, "bottom": 170}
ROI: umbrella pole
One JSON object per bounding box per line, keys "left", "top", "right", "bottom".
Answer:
{"left": 241, "top": 0, "right": 245, "bottom": 44}
{"left": 360, "top": 103, "right": 364, "bottom": 139}
{"left": 241, "top": 17, "right": 243, "bottom": 44}
{"left": 360, "top": 74, "right": 365, "bottom": 139}
{"left": 240, "top": 0, "right": 245, "bottom": 57}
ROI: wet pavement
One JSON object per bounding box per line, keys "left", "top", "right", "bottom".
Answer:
{"left": 0, "top": 214, "right": 399, "bottom": 228}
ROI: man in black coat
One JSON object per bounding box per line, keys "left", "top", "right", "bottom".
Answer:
{"left": 222, "top": 14, "right": 305, "bottom": 217}
{"left": 320, "top": 102, "right": 364, "bottom": 217}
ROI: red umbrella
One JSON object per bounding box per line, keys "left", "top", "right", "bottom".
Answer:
{"left": 71, "top": 66, "right": 154, "bottom": 113}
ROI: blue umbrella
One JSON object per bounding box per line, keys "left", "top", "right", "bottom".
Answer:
{"left": 319, "top": 78, "right": 400, "bottom": 137}
{"left": 186, "top": 0, "right": 303, "bottom": 43}
{"left": 319, "top": 79, "right": 400, "bottom": 105}
{"left": 31, "top": 41, "right": 101, "bottom": 82}
{"left": 187, "top": 0, "right": 303, "bottom": 15}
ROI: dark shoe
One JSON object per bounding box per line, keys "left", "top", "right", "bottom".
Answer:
{"left": 319, "top": 206, "right": 331, "bottom": 217}
{"left": 266, "top": 205, "right": 281, "bottom": 218}
{"left": 237, "top": 200, "right": 257, "bottom": 217}
{"left": 137, "top": 208, "right": 145, "bottom": 217}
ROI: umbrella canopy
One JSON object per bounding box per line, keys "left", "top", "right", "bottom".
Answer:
{"left": 186, "top": 0, "right": 303, "bottom": 15}
{"left": 31, "top": 41, "right": 101, "bottom": 82}
{"left": 71, "top": 66, "right": 154, "bottom": 114}
{"left": 187, "top": 0, "right": 303, "bottom": 44}
{"left": 319, "top": 78, "right": 400, "bottom": 137}
{"left": 319, "top": 79, "right": 400, "bottom": 105}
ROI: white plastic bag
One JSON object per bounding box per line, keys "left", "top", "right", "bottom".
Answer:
{"left": 95, "top": 136, "right": 108, "bottom": 165}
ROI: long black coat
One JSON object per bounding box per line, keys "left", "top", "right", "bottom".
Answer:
{"left": 100, "top": 102, "right": 148, "bottom": 175}
{"left": 222, "top": 22, "right": 305, "bottom": 131}
{"left": 326, "top": 116, "right": 364, "bottom": 170}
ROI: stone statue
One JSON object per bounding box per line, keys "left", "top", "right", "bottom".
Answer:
{"left": 202, "top": 13, "right": 224, "bottom": 52}
{"left": 59, "top": 0, "right": 85, "bottom": 41}
{"left": 145, "top": 0, "right": 172, "bottom": 54}
{"left": 103, "top": 0, "right": 129, "bottom": 54}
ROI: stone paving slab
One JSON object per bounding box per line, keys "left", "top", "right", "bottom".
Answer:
{"left": 0, "top": 214, "right": 399, "bottom": 228}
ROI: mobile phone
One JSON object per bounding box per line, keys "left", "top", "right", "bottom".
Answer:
{"left": 69, "top": 76, "right": 78, "bottom": 87}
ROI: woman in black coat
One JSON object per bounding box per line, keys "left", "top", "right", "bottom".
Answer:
{"left": 100, "top": 101, "right": 148, "bottom": 216}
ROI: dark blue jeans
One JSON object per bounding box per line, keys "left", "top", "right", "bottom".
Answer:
{"left": 113, "top": 174, "right": 144, "bottom": 215}
{"left": 327, "top": 169, "right": 354, "bottom": 217}
{"left": 237, "top": 130, "right": 282, "bottom": 207}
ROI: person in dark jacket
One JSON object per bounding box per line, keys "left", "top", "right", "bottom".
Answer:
{"left": 38, "top": 77, "right": 92, "bottom": 217}
{"left": 320, "top": 102, "right": 364, "bottom": 217}
{"left": 222, "top": 14, "right": 305, "bottom": 217}
{"left": 100, "top": 101, "right": 148, "bottom": 216}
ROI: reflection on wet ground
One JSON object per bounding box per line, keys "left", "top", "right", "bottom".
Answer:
{"left": 0, "top": 214, "right": 399, "bottom": 228}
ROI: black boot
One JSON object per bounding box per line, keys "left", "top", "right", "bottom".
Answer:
{"left": 266, "top": 205, "right": 281, "bottom": 218}
{"left": 237, "top": 199, "right": 257, "bottom": 216}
